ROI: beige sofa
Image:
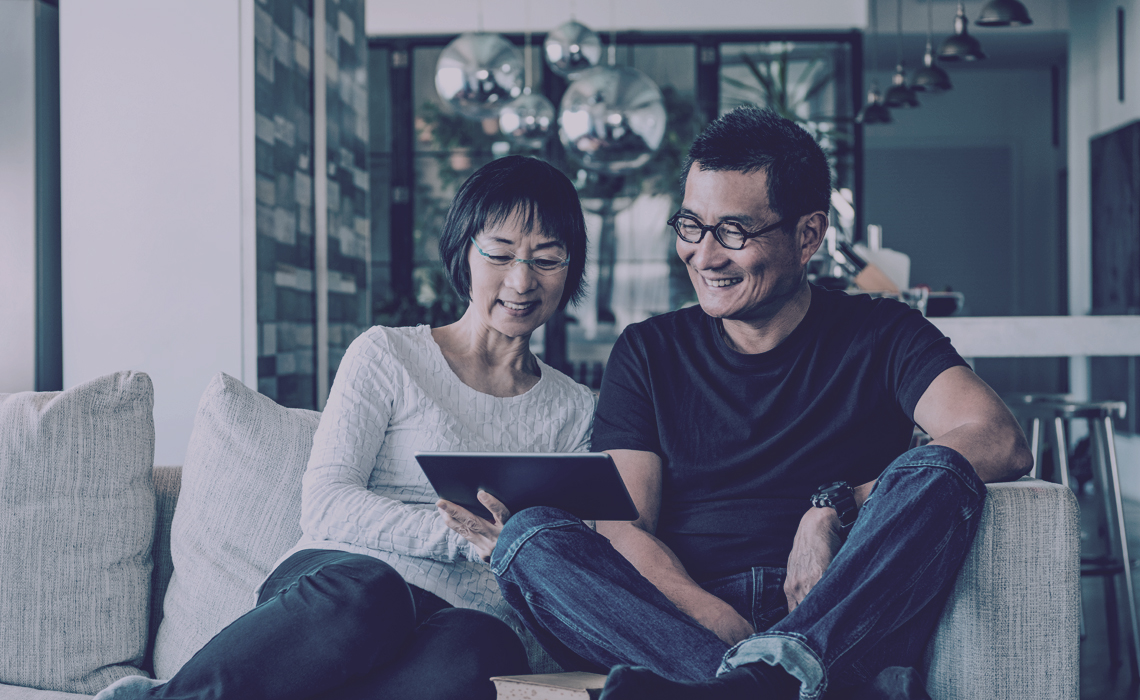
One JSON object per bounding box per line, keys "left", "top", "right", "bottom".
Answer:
{"left": 0, "top": 371, "right": 1080, "bottom": 699}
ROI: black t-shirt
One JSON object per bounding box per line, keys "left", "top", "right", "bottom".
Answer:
{"left": 591, "top": 285, "right": 968, "bottom": 583}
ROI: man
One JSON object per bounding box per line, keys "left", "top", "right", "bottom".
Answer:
{"left": 440, "top": 107, "right": 1032, "bottom": 699}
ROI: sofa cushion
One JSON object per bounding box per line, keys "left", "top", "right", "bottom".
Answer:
{"left": 0, "top": 372, "right": 156, "bottom": 693}
{"left": 152, "top": 373, "right": 319, "bottom": 679}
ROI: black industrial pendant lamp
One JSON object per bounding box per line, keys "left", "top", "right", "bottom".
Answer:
{"left": 912, "top": 0, "right": 952, "bottom": 92}
{"left": 857, "top": 85, "right": 893, "bottom": 124}
{"left": 856, "top": 0, "right": 892, "bottom": 124}
{"left": 976, "top": 0, "right": 1034, "bottom": 27}
{"left": 884, "top": 65, "right": 920, "bottom": 107}
{"left": 938, "top": 1, "right": 987, "bottom": 62}
{"left": 883, "top": 0, "right": 919, "bottom": 108}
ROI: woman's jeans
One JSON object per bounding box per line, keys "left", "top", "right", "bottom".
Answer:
{"left": 490, "top": 445, "right": 987, "bottom": 699}
{"left": 144, "top": 549, "right": 529, "bottom": 700}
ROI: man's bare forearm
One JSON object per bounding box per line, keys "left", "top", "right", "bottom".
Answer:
{"left": 928, "top": 421, "right": 1031, "bottom": 483}
{"left": 913, "top": 366, "right": 1033, "bottom": 483}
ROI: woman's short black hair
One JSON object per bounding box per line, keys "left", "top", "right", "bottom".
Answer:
{"left": 439, "top": 155, "right": 588, "bottom": 309}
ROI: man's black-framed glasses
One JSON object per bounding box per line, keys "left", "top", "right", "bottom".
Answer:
{"left": 667, "top": 212, "right": 793, "bottom": 250}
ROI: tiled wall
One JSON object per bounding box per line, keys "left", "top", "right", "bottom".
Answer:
{"left": 323, "top": 0, "right": 371, "bottom": 387}
{"left": 255, "top": 0, "right": 369, "bottom": 410}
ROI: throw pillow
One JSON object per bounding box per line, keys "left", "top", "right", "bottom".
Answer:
{"left": 0, "top": 371, "right": 156, "bottom": 693}
{"left": 152, "top": 373, "right": 319, "bottom": 679}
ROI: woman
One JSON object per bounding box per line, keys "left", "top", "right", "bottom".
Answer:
{"left": 96, "top": 155, "right": 594, "bottom": 700}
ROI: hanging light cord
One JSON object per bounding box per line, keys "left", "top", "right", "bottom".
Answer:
{"left": 869, "top": 0, "right": 880, "bottom": 82}
{"left": 476, "top": 0, "right": 484, "bottom": 32}
{"left": 608, "top": 0, "right": 617, "bottom": 66}
{"left": 524, "top": 0, "right": 532, "bottom": 90}
{"left": 926, "top": 0, "right": 935, "bottom": 45}
{"left": 895, "top": 0, "right": 903, "bottom": 66}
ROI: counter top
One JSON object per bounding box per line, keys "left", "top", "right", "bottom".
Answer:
{"left": 929, "top": 316, "right": 1140, "bottom": 357}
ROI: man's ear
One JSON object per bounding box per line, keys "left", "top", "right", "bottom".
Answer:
{"left": 797, "top": 211, "right": 829, "bottom": 265}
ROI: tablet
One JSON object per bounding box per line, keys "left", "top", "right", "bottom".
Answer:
{"left": 415, "top": 452, "right": 639, "bottom": 522}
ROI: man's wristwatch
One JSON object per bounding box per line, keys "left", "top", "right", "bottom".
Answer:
{"left": 811, "top": 481, "right": 858, "bottom": 529}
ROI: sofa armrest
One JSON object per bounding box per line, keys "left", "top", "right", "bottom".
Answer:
{"left": 924, "top": 478, "right": 1080, "bottom": 700}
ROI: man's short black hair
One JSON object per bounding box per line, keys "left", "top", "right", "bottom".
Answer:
{"left": 439, "top": 155, "right": 588, "bottom": 309}
{"left": 680, "top": 107, "right": 831, "bottom": 221}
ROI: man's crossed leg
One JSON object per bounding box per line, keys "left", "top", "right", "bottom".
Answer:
{"left": 490, "top": 445, "right": 986, "bottom": 700}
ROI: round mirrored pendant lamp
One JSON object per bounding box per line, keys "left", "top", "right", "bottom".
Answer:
{"left": 499, "top": 88, "right": 555, "bottom": 149}
{"left": 557, "top": 18, "right": 666, "bottom": 174}
{"left": 500, "top": 3, "right": 555, "bottom": 149}
{"left": 911, "top": 0, "right": 952, "bottom": 92}
{"left": 939, "top": 2, "right": 986, "bottom": 61}
{"left": 976, "top": 0, "right": 1034, "bottom": 27}
{"left": 558, "top": 65, "right": 666, "bottom": 172}
{"left": 435, "top": 32, "right": 525, "bottom": 119}
{"left": 544, "top": 20, "right": 603, "bottom": 78}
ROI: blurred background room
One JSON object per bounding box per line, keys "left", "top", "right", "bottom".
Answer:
{"left": 3, "top": 0, "right": 1140, "bottom": 696}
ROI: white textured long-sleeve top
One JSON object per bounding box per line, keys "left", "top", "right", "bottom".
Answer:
{"left": 274, "top": 324, "right": 595, "bottom": 627}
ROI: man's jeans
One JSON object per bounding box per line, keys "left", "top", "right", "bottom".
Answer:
{"left": 490, "top": 445, "right": 987, "bottom": 699}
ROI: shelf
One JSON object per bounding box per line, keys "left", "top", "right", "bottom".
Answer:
{"left": 930, "top": 316, "right": 1140, "bottom": 358}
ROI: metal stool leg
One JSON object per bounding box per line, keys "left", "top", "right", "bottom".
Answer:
{"left": 1049, "top": 415, "right": 1090, "bottom": 643}
{"left": 1029, "top": 417, "right": 1041, "bottom": 479}
{"left": 1107, "top": 576, "right": 1123, "bottom": 669}
{"left": 1054, "top": 416, "right": 1071, "bottom": 489}
{"left": 1100, "top": 415, "right": 1140, "bottom": 684}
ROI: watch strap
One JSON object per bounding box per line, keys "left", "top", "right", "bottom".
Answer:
{"left": 811, "top": 481, "right": 858, "bottom": 529}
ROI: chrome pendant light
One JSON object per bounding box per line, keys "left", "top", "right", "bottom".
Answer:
{"left": 976, "top": 0, "right": 1034, "bottom": 27}
{"left": 912, "top": 0, "right": 952, "bottom": 92}
{"left": 883, "top": 0, "right": 918, "bottom": 108}
{"left": 939, "top": 2, "right": 986, "bottom": 62}
{"left": 857, "top": 0, "right": 892, "bottom": 124}
{"left": 500, "top": 0, "right": 555, "bottom": 149}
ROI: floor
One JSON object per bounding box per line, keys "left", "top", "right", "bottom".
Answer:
{"left": 1078, "top": 490, "right": 1140, "bottom": 700}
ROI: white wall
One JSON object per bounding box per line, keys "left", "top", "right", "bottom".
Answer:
{"left": 863, "top": 65, "right": 1067, "bottom": 395}
{"left": 0, "top": 0, "right": 37, "bottom": 394}
{"left": 1069, "top": 0, "right": 1140, "bottom": 497}
{"left": 364, "top": 0, "right": 1069, "bottom": 37}
{"left": 864, "top": 66, "right": 1066, "bottom": 312}
{"left": 60, "top": 1, "right": 256, "bottom": 464}
{"left": 365, "top": 0, "right": 867, "bottom": 35}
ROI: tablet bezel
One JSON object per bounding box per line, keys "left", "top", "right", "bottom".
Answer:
{"left": 415, "top": 452, "right": 639, "bottom": 522}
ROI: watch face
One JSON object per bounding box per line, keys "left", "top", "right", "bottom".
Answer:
{"left": 814, "top": 482, "right": 857, "bottom": 527}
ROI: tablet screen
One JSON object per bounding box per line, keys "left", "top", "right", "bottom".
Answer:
{"left": 415, "top": 452, "right": 639, "bottom": 522}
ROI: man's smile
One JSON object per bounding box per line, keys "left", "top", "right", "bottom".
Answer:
{"left": 703, "top": 277, "right": 743, "bottom": 288}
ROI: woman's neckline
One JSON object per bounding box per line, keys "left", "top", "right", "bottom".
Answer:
{"left": 419, "top": 325, "right": 547, "bottom": 400}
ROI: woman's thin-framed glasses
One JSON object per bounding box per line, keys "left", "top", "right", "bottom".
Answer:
{"left": 667, "top": 211, "right": 793, "bottom": 250}
{"left": 472, "top": 239, "right": 570, "bottom": 275}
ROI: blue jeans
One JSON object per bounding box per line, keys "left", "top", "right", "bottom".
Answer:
{"left": 146, "top": 550, "right": 529, "bottom": 700}
{"left": 491, "top": 445, "right": 986, "bottom": 699}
